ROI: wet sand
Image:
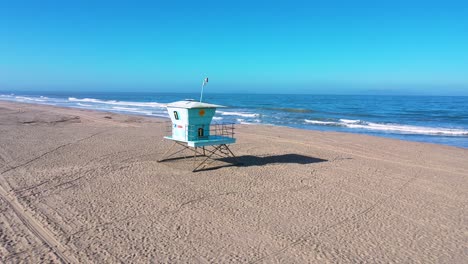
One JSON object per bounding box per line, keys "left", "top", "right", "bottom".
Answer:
{"left": 0, "top": 101, "right": 467, "bottom": 263}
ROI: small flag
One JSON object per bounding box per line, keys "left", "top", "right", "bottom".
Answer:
{"left": 202, "top": 77, "right": 209, "bottom": 86}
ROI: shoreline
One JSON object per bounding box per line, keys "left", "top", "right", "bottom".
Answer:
{"left": 1, "top": 100, "right": 467, "bottom": 262}
{"left": 1, "top": 99, "right": 467, "bottom": 150}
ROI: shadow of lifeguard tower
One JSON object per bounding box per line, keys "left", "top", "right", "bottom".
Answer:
{"left": 158, "top": 100, "right": 238, "bottom": 172}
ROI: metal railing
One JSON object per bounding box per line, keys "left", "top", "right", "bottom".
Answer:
{"left": 163, "top": 122, "right": 235, "bottom": 140}
{"left": 201, "top": 123, "right": 235, "bottom": 138}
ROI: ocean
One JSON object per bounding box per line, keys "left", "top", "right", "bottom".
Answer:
{"left": 1, "top": 92, "right": 468, "bottom": 148}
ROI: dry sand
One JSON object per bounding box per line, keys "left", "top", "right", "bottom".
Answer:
{"left": 0, "top": 101, "right": 467, "bottom": 263}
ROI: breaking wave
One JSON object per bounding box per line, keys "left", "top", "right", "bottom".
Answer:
{"left": 68, "top": 97, "right": 164, "bottom": 108}
{"left": 305, "top": 119, "right": 468, "bottom": 136}
{"left": 217, "top": 110, "right": 259, "bottom": 118}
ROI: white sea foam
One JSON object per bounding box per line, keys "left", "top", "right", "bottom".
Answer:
{"left": 111, "top": 106, "right": 154, "bottom": 115}
{"left": 348, "top": 122, "right": 468, "bottom": 136}
{"left": 339, "top": 119, "right": 361, "bottom": 124}
{"left": 236, "top": 118, "right": 253, "bottom": 125}
{"left": 304, "top": 120, "right": 338, "bottom": 125}
{"left": 15, "top": 96, "right": 48, "bottom": 102}
{"left": 305, "top": 119, "right": 468, "bottom": 136}
{"left": 68, "top": 97, "right": 165, "bottom": 108}
{"left": 217, "top": 110, "right": 259, "bottom": 118}
{"left": 112, "top": 106, "right": 140, "bottom": 111}
{"left": 76, "top": 103, "right": 92, "bottom": 107}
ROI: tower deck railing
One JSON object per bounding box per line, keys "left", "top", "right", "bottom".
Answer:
{"left": 163, "top": 122, "right": 236, "bottom": 140}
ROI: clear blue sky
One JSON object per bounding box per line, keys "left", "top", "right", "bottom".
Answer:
{"left": 1, "top": 0, "right": 468, "bottom": 95}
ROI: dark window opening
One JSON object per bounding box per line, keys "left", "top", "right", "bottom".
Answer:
{"left": 173, "top": 111, "right": 179, "bottom": 120}
{"left": 198, "top": 128, "right": 204, "bottom": 137}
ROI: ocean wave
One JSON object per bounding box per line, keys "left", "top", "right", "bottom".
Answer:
{"left": 304, "top": 119, "right": 468, "bottom": 136}
{"left": 236, "top": 118, "right": 253, "bottom": 125}
{"left": 0, "top": 94, "right": 60, "bottom": 105}
{"left": 339, "top": 119, "right": 361, "bottom": 124}
{"left": 235, "top": 118, "right": 262, "bottom": 125}
{"left": 68, "top": 97, "right": 165, "bottom": 108}
{"left": 304, "top": 120, "right": 338, "bottom": 125}
{"left": 217, "top": 110, "right": 259, "bottom": 118}
{"left": 15, "top": 96, "right": 48, "bottom": 102}
{"left": 112, "top": 106, "right": 141, "bottom": 111}
{"left": 1, "top": 95, "right": 169, "bottom": 118}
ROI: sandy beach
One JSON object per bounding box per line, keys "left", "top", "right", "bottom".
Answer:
{"left": 0, "top": 100, "right": 467, "bottom": 263}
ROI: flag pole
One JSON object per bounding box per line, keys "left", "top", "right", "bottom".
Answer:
{"left": 200, "top": 82, "right": 204, "bottom": 102}
{"left": 200, "top": 77, "right": 208, "bottom": 102}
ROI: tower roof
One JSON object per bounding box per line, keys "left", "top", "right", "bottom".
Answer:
{"left": 166, "top": 100, "right": 225, "bottom": 109}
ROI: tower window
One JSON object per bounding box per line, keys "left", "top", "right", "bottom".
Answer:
{"left": 173, "top": 111, "right": 179, "bottom": 120}
{"left": 198, "top": 128, "right": 204, "bottom": 137}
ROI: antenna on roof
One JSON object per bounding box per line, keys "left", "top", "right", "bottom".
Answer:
{"left": 200, "top": 77, "right": 209, "bottom": 102}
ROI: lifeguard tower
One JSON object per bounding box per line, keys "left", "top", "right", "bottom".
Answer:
{"left": 158, "top": 100, "right": 238, "bottom": 171}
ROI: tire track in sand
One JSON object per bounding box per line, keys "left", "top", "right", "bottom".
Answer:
{"left": 0, "top": 184, "right": 78, "bottom": 263}
{"left": 0, "top": 131, "right": 107, "bottom": 263}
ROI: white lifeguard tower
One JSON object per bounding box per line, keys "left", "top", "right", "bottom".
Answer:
{"left": 158, "top": 99, "right": 238, "bottom": 171}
